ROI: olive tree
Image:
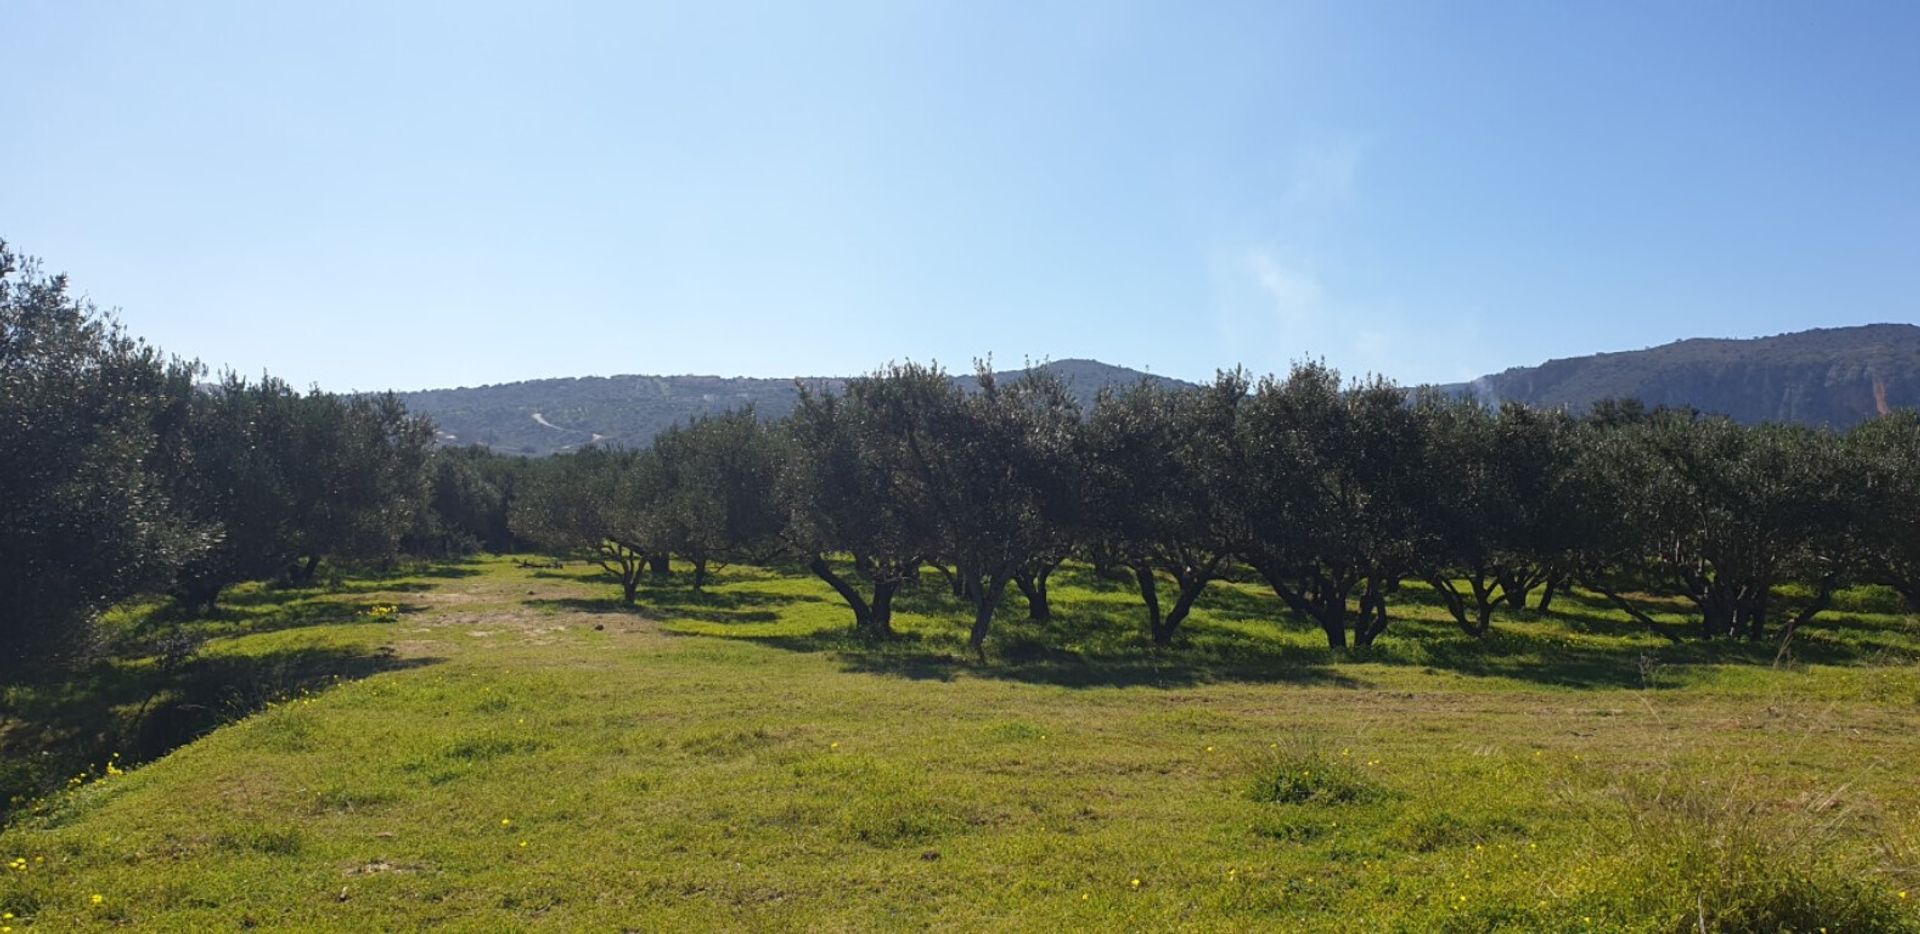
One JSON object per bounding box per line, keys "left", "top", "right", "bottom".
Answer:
{"left": 171, "top": 376, "right": 435, "bottom": 610}
{"left": 1231, "top": 364, "right": 1430, "bottom": 649}
{"left": 647, "top": 409, "right": 785, "bottom": 589}
{"left": 1577, "top": 412, "right": 1851, "bottom": 641}
{"left": 0, "top": 242, "right": 210, "bottom": 678}
{"left": 1848, "top": 411, "right": 1920, "bottom": 610}
{"left": 511, "top": 447, "right": 660, "bottom": 605}
{"left": 1413, "top": 396, "right": 1581, "bottom": 637}
{"left": 780, "top": 371, "right": 940, "bottom": 637}
{"left": 1084, "top": 374, "right": 1243, "bottom": 645}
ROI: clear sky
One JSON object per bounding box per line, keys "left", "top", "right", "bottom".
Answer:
{"left": 3, "top": 1, "right": 1916, "bottom": 392}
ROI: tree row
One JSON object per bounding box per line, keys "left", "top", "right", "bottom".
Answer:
{"left": 508, "top": 360, "right": 1920, "bottom": 658}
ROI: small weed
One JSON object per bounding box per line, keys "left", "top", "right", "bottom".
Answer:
{"left": 984, "top": 721, "right": 1046, "bottom": 741}
{"left": 215, "top": 824, "right": 304, "bottom": 856}
{"left": 442, "top": 735, "right": 548, "bottom": 762}
{"left": 681, "top": 727, "right": 781, "bottom": 758}
{"left": 310, "top": 786, "right": 397, "bottom": 814}
{"left": 1246, "top": 742, "right": 1386, "bottom": 806}
{"left": 1388, "top": 810, "right": 1529, "bottom": 852}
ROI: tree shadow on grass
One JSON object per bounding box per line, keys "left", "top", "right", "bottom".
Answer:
{"left": 411, "top": 564, "right": 484, "bottom": 580}
{"left": 128, "top": 599, "right": 431, "bottom": 646}
{"left": 648, "top": 585, "right": 827, "bottom": 610}
{"left": 221, "top": 580, "right": 437, "bottom": 606}
{"left": 530, "top": 581, "right": 825, "bottom": 625}
{"left": 530, "top": 568, "right": 607, "bottom": 582}
{"left": 852, "top": 650, "right": 1366, "bottom": 690}
{"left": 647, "top": 588, "right": 1368, "bottom": 689}
{"left": 525, "top": 597, "right": 650, "bottom": 616}
{"left": 711, "top": 629, "right": 1367, "bottom": 689}
{"left": 524, "top": 564, "right": 1920, "bottom": 692}
{"left": 1, "top": 644, "right": 439, "bottom": 825}
{"left": 1049, "top": 563, "right": 1150, "bottom": 594}
{"left": 529, "top": 576, "right": 829, "bottom": 618}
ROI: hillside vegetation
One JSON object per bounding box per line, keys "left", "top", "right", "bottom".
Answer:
{"left": 396, "top": 360, "right": 1181, "bottom": 455}
{"left": 2, "top": 556, "right": 1916, "bottom": 931}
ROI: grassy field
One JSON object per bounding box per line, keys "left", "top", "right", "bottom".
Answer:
{"left": 3, "top": 556, "right": 1919, "bottom": 931}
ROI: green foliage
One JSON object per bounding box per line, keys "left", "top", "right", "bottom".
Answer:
{"left": 408, "top": 445, "right": 530, "bottom": 556}
{"left": 170, "top": 375, "right": 436, "bottom": 609}
{"left": 1579, "top": 409, "right": 1854, "bottom": 640}
{"left": 1414, "top": 397, "right": 1583, "bottom": 636}
{"left": 0, "top": 241, "right": 211, "bottom": 679}
{"left": 1231, "top": 363, "right": 1429, "bottom": 648}
{"left": 1083, "top": 374, "right": 1242, "bottom": 643}
{"left": 645, "top": 408, "right": 785, "bottom": 583}
{"left": 1849, "top": 411, "right": 1920, "bottom": 609}
{"left": 510, "top": 447, "right": 659, "bottom": 603}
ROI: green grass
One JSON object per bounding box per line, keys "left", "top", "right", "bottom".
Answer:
{"left": 3, "top": 556, "right": 1918, "bottom": 931}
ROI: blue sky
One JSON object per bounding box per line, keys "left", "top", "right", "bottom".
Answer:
{"left": 3, "top": 1, "right": 1916, "bottom": 391}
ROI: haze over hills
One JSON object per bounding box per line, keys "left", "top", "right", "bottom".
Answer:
{"left": 396, "top": 325, "right": 1919, "bottom": 455}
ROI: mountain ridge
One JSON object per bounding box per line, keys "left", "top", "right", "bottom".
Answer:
{"left": 1442, "top": 323, "right": 1919, "bottom": 425}
{"left": 396, "top": 326, "right": 1919, "bottom": 455}
{"left": 396, "top": 358, "right": 1184, "bottom": 455}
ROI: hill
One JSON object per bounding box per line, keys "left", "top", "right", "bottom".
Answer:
{"left": 395, "top": 359, "right": 1182, "bottom": 455}
{"left": 396, "top": 326, "right": 1920, "bottom": 454}
{"left": 1448, "top": 323, "right": 1920, "bottom": 425}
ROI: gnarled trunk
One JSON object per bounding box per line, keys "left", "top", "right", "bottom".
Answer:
{"left": 1426, "top": 572, "right": 1497, "bottom": 639}
{"left": 1134, "top": 563, "right": 1165, "bottom": 641}
{"left": 595, "top": 539, "right": 646, "bottom": 606}
{"left": 173, "top": 578, "right": 224, "bottom": 617}
{"left": 1536, "top": 572, "right": 1563, "bottom": 614}
{"left": 1251, "top": 558, "right": 1359, "bottom": 650}
{"left": 289, "top": 554, "right": 322, "bottom": 586}
{"left": 1773, "top": 575, "right": 1837, "bottom": 663}
{"left": 1353, "top": 574, "right": 1392, "bottom": 646}
{"left": 807, "top": 555, "right": 890, "bottom": 637}
{"left": 967, "top": 572, "right": 1012, "bottom": 659}
{"left": 1015, "top": 565, "right": 1053, "bottom": 622}
{"left": 1496, "top": 570, "right": 1531, "bottom": 611}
